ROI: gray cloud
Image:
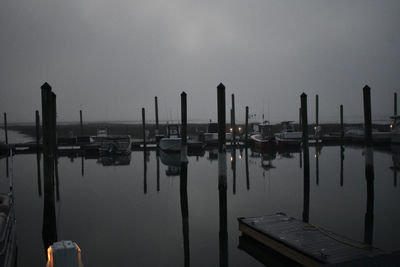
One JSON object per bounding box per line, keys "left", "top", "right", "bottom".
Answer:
{"left": 1, "top": 0, "right": 399, "bottom": 124}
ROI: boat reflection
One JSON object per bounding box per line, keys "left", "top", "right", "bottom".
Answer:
{"left": 96, "top": 153, "right": 132, "bottom": 166}
{"left": 160, "top": 149, "right": 181, "bottom": 176}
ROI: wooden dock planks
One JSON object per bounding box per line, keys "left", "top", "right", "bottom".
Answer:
{"left": 238, "top": 213, "right": 382, "bottom": 266}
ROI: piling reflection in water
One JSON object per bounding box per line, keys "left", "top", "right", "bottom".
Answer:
{"left": 245, "top": 147, "right": 249, "bottom": 191}
{"left": 340, "top": 145, "right": 344, "bottom": 186}
{"left": 231, "top": 148, "right": 236, "bottom": 195}
{"left": 218, "top": 152, "right": 228, "bottom": 267}
{"left": 364, "top": 146, "right": 374, "bottom": 245}
{"left": 180, "top": 161, "right": 190, "bottom": 267}
{"left": 143, "top": 150, "right": 147, "bottom": 195}
{"left": 156, "top": 149, "right": 160, "bottom": 192}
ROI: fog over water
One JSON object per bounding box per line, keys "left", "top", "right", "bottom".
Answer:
{"left": 1, "top": 1, "right": 399, "bottom": 123}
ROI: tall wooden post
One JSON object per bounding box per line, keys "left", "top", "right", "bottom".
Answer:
{"left": 315, "top": 94, "right": 319, "bottom": 141}
{"left": 340, "top": 105, "right": 344, "bottom": 140}
{"left": 35, "top": 111, "right": 40, "bottom": 150}
{"left": 217, "top": 83, "right": 226, "bottom": 153}
{"left": 301, "top": 93, "right": 310, "bottom": 223}
{"left": 40, "top": 82, "right": 57, "bottom": 252}
{"left": 155, "top": 96, "right": 159, "bottom": 134}
{"left": 217, "top": 82, "right": 228, "bottom": 267}
{"left": 245, "top": 106, "right": 249, "bottom": 146}
{"left": 395, "top": 92, "right": 397, "bottom": 116}
{"left": 79, "top": 110, "right": 83, "bottom": 136}
{"left": 156, "top": 150, "right": 160, "bottom": 192}
{"left": 181, "top": 92, "right": 188, "bottom": 162}
{"left": 299, "top": 107, "right": 302, "bottom": 126}
{"left": 142, "top": 108, "right": 146, "bottom": 149}
{"left": 363, "top": 86, "right": 372, "bottom": 144}
{"left": 231, "top": 94, "right": 236, "bottom": 146}
{"left": 340, "top": 145, "right": 344, "bottom": 187}
{"left": 363, "top": 85, "right": 374, "bottom": 245}
{"left": 3, "top": 113, "right": 8, "bottom": 145}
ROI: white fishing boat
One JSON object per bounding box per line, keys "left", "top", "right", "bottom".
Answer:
{"left": 92, "top": 127, "right": 132, "bottom": 155}
{"left": 250, "top": 121, "right": 275, "bottom": 151}
{"left": 391, "top": 115, "right": 400, "bottom": 144}
{"left": 203, "top": 122, "right": 233, "bottom": 146}
{"left": 159, "top": 125, "right": 181, "bottom": 152}
{"left": 274, "top": 121, "right": 302, "bottom": 147}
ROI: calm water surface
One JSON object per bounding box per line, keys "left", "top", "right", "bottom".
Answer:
{"left": 0, "top": 137, "right": 399, "bottom": 266}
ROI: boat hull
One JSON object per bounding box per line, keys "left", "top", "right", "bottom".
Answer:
{"left": 250, "top": 134, "right": 275, "bottom": 151}
{"left": 159, "top": 138, "right": 181, "bottom": 152}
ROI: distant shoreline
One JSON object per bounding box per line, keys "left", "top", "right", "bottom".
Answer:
{"left": 2, "top": 122, "right": 390, "bottom": 140}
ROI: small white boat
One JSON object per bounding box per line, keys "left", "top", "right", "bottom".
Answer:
{"left": 250, "top": 121, "right": 275, "bottom": 151}
{"left": 92, "top": 127, "right": 132, "bottom": 155}
{"left": 159, "top": 125, "right": 181, "bottom": 152}
{"left": 391, "top": 116, "right": 400, "bottom": 144}
{"left": 203, "top": 123, "right": 233, "bottom": 145}
{"left": 274, "top": 121, "right": 302, "bottom": 147}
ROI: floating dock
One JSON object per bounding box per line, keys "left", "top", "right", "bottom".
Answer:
{"left": 238, "top": 213, "right": 383, "bottom": 266}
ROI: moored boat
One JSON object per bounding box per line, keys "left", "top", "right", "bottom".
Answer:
{"left": 92, "top": 127, "right": 131, "bottom": 155}
{"left": 159, "top": 125, "right": 181, "bottom": 152}
{"left": 274, "top": 121, "right": 302, "bottom": 147}
{"left": 250, "top": 121, "right": 275, "bottom": 151}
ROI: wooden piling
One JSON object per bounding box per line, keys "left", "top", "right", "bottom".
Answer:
{"left": 340, "top": 105, "right": 344, "bottom": 140}
{"left": 155, "top": 96, "right": 159, "bottom": 134}
{"left": 142, "top": 108, "right": 146, "bottom": 149}
{"left": 395, "top": 92, "right": 397, "bottom": 116}
{"left": 217, "top": 83, "right": 226, "bottom": 153}
{"left": 362, "top": 85, "right": 374, "bottom": 245}
{"left": 315, "top": 94, "right": 319, "bottom": 127}
{"left": 40, "top": 82, "right": 57, "bottom": 250}
{"left": 301, "top": 93, "right": 310, "bottom": 223}
{"left": 36, "top": 109, "right": 42, "bottom": 196}
{"left": 3, "top": 113, "right": 8, "bottom": 145}
{"left": 245, "top": 106, "right": 249, "bottom": 146}
{"left": 79, "top": 110, "right": 83, "bottom": 136}
{"left": 299, "top": 107, "right": 302, "bottom": 126}
{"left": 156, "top": 150, "right": 160, "bottom": 192}
{"left": 181, "top": 92, "right": 187, "bottom": 162}
{"left": 363, "top": 85, "right": 372, "bottom": 144}
{"left": 231, "top": 94, "right": 236, "bottom": 146}
{"left": 35, "top": 110, "right": 40, "bottom": 151}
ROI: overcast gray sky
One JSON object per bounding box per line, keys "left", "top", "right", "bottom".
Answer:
{"left": 1, "top": 0, "right": 399, "bottom": 124}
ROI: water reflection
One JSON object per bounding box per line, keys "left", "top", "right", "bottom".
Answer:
{"left": 96, "top": 154, "right": 131, "bottom": 166}
{"left": 180, "top": 161, "right": 190, "bottom": 267}
{"left": 364, "top": 146, "right": 374, "bottom": 245}
{"left": 245, "top": 147, "right": 250, "bottom": 190}
{"left": 160, "top": 150, "right": 181, "bottom": 176}
{"left": 340, "top": 145, "right": 344, "bottom": 186}
{"left": 11, "top": 141, "right": 400, "bottom": 265}
{"left": 218, "top": 151, "right": 228, "bottom": 267}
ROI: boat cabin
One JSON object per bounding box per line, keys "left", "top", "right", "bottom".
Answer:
{"left": 390, "top": 116, "right": 400, "bottom": 133}
{"left": 258, "top": 121, "right": 273, "bottom": 139}
{"left": 281, "top": 121, "right": 297, "bottom": 132}
{"left": 166, "top": 125, "right": 180, "bottom": 138}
